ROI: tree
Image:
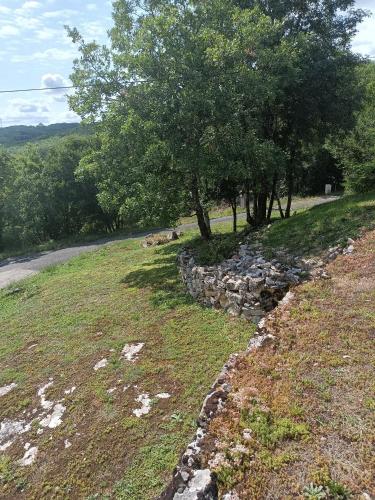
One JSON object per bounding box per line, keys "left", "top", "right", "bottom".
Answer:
{"left": 2, "top": 136, "right": 105, "bottom": 247}
{"left": 67, "top": 0, "right": 365, "bottom": 238}
{"left": 330, "top": 62, "right": 375, "bottom": 193}
{"left": 0, "top": 149, "right": 12, "bottom": 250}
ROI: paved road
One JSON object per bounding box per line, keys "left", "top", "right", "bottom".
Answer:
{"left": 0, "top": 195, "right": 338, "bottom": 289}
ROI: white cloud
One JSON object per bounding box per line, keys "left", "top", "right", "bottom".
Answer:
{"left": 1, "top": 95, "right": 80, "bottom": 126}
{"left": 56, "top": 110, "right": 79, "bottom": 123}
{"left": 81, "top": 21, "right": 107, "bottom": 39}
{"left": 7, "top": 97, "right": 50, "bottom": 118}
{"left": 0, "top": 25, "right": 20, "bottom": 38}
{"left": 41, "top": 73, "right": 70, "bottom": 101}
{"left": 12, "top": 47, "right": 76, "bottom": 63}
{"left": 35, "top": 27, "right": 60, "bottom": 40}
{"left": 42, "top": 9, "right": 78, "bottom": 19}
{"left": 22, "top": 1, "right": 42, "bottom": 10}
{"left": 87, "top": 4, "right": 98, "bottom": 11}
{"left": 0, "top": 6, "right": 11, "bottom": 14}
{"left": 41, "top": 73, "right": 67, "bottom": 89}
{"left": 14, "top": 16, "right": 42, "bottom": 30}
{"left": 14, "top": 1, "right": 42, "bottom": 16}
{"left": 352, "top": 12, "right": 375, "bottom": 58}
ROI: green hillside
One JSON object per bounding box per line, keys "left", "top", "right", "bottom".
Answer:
{"left": 0, "top": 122, "right": 91, "bottom": 148}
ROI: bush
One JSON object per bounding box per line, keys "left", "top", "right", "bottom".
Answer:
{"left": 345, "top": 161, "right": 375, "bottom": 193}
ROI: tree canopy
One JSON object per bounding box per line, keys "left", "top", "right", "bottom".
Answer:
{"left": 65, "top": 0, "right": 365, "bottom": 239}
{"left": 0, "top": 0, "right": 371, "bottom": 254}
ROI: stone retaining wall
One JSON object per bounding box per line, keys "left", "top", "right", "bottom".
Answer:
{"left": 177, "top": 244, "right": 304, "bottom": 322}
{"left": 161, "top": 239, "right": 354, "bottom": 499}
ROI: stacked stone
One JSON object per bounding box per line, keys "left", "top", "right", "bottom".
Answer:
{"left": 177, "top": 244, "right": 304, "bottom": 323}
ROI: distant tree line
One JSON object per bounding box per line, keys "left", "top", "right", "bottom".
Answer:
{"left": 0, "top": 136, "right": 107, "bottom": 250}
{"left": 0, "top": 123, "right": 91, "bottom": 148}
{"left": 1, "top": 1, "right": 375, "bottom": 251}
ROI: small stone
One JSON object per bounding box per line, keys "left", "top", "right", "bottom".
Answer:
{"left": 18, "top": 446, "right": 38, "bottom": 466}
{"left": 93, "top": 358, "right": 108, "bottom": 371}
{"left": 0, "top": 383, "right": 17, "bottom": 397}
{"left": 121, "top": 343, "right": 144, "bottom": 362}
{"left": 180, "top": 470, "right": 190, "bottom": 482}
{"left": 243, "top": 429, "right": 252, "bottom": 441}
{"left": 156, "top": 393, "right": 171, "bottom": 399}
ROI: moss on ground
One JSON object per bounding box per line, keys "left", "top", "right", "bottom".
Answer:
{"left": 0, "top": 227, "right": 254, "bottom": 499}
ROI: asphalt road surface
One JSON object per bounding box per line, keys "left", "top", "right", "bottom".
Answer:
{"left": 0, "top": 195, "right": 338, "bottom": 289}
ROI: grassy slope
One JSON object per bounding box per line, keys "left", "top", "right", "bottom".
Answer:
{"left": 1, "top": 193, "right": 374, "bottom": 498}
{"left": 0, "top": 226, "right": 254, "bottom": 499}
{"left": 186, "top": 193, "right": 375, "bottom": 497}
{"left": 203, "top": 229, "right": 375, "bottom": 498}
{"left": 261, "top": 191, "right": 375, "bottom": 256}
{"left": 191, "top": 192, "right": 375, "bottom": 265}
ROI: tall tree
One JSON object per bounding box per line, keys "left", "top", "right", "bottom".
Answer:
{"left": 0, "top": 149, "right": 12, "bottom": 250}
{"left": 68, "top": 0, "right": 365, "bottom": 237}
{"left": 330, "top": 62, "right": 375, "bottom": 193}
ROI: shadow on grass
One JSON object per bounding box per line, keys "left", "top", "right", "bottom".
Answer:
{"left": 120, "top": 241, "right": 195, "bottom": 311}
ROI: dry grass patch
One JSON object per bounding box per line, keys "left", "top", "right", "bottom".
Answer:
{"left": 202, "top": 230, "right": 375, "bottom": 499}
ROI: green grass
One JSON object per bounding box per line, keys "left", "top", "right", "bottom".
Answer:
{"left": 260, "top": 192, "right": 375, "bottom": 256}
{"left": 240, "top": 408, "right": 309, "bottom": 450}
{"left": 0, "top": 225, "right": 254, "bottom": 499}
{"left": 191, "top": 192, "right": 375, "bottom": 264}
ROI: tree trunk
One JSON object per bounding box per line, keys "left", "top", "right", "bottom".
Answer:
{"left": 244, "top": 181, "right": 253, "bottom": 225}
{"left": 267, "top": 175, "right": 277, "bottom": 222}
{"left": 285, "top": 176, "right": 293, "bottom": 218}
{"left": 276, "top": 194, "right": 285, "bottom": 219}
{"left": 231, "top": 201, "right": 237, "bottom": 233}
{"left": 253, "top": 190, "right": 258, "bottom": 223}
{"left": 255, "top": 189, "right": 268, "bottom": 226}
{"left": 191, "top": 175, "right": 211, "bottom": 240}
{"left": 285, "top": 154, "right": 295, "bottom": 219}
{"left": 203, "top": 207, "right": 211, "bottom": 235}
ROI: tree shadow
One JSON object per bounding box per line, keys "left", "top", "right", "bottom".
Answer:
{"left": 120, "top": 241, "right": 194, "bottom": 310}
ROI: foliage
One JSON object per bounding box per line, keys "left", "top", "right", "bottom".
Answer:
{"left": 303, "top": 481, "right": 351, "bottom": 500}
{"left": 303, "top": 483, "right": 328, "bottom": 500}
{"left": 0, "top": 227, "right": 254, "bottom": 498}
{"left": 67, "top": 0, "right": 365, "bottom": 238}
{"left": 0, "top": 1, "right": 371, "bottom": 253}
{"left": 240, "top": 408, "right": 309, "bottom": 450}
{"left": 0, "top": 149, "right": 12, "bottom": 249}
{"left": 0, "top": 135, "right": 107, "bottom": 249}
{"left": 0, "top": 122, "right": 89, "bottom": 148}
{"left": 330, "top": 62, "right": 375, "bottom": 193}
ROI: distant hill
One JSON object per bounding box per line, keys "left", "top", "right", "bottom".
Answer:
{"left": 0, "top": 123, "right": 91, "bottom": 148}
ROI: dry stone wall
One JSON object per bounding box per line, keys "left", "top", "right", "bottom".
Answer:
{"left": 177, "top": 244, "right": 305, "bottom": 322}
{"left": 162, "top": 239, "right": 354, "bottom": 500}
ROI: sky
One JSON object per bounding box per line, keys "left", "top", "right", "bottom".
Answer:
{"left": 0, "top": 0, "right": 374, "bottom": 127}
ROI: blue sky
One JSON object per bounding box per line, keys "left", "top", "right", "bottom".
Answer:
{"left": 0, "top": 0, "right": 374, "bottom": 127}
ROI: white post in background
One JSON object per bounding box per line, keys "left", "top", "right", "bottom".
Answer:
{"left": 325, "top": 184, "right": 332, "bottom": 195}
